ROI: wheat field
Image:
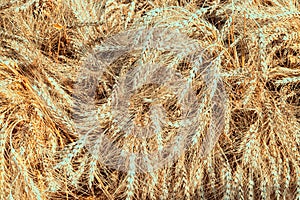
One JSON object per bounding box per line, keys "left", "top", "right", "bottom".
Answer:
{"left": 0, "top": 0, "right": 299, "bottom": 199}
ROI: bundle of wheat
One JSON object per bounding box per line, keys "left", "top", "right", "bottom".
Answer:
{"left": 0, "top": 0, "right": 299, "bottom": 199}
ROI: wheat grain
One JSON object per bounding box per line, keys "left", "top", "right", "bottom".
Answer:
{"left": 125, "top": 1, "right": 135, "bottom": 29}
{"left": 221, "top": 161, "right": 232, "bottom": 200}
{"left": 296, "top": 165, "right": 300, "bottom": 200}
{"left": 282, "top": 157, "right": 291, "bottom": 197}
{"left": 125, "top": 154, "right": 136, "bottom": 200}
{"left": 233, "top": 165, "right": 244, "bottom": 200}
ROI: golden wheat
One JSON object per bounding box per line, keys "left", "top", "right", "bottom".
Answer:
{"left": 0, "top": 0, "right": 299, "bottom": 199}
